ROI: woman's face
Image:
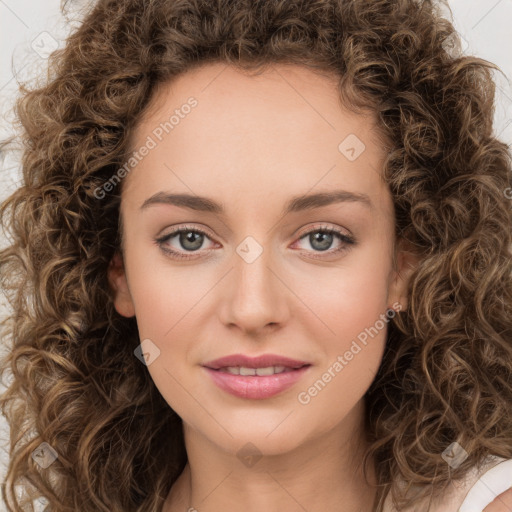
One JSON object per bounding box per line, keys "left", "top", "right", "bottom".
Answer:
{"left": 108, "top": 63, "right": 416, "bottom": 458}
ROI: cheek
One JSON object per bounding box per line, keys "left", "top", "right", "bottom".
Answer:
{"left": 296, "top": 247, "right": 392, "bottom": 343}
{"left": 294, "top": 271, "right": 390, "bottom": 423}
{"left": 307, "top": 285, "right": 388, "bottom": 390}
{"left": 293, "top": 247, "right": 392, "bottom": 390}
{"left": 126, "top": 247, "right": 213, "bottom": 336}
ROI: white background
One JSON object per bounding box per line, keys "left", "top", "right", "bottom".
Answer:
{"left": 0, "top": 0, "right": 511, "bottom": 505}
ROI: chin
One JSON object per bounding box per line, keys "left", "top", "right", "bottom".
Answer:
{"left": 200, "top": 420, "right": 310, "bottom": 458}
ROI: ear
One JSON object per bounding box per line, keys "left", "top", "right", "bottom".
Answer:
{"left": 387, "top": 237, "right": 422, "bottom": 312}
{"left": 107, "top": 250, "right": 136, "bottom": 318}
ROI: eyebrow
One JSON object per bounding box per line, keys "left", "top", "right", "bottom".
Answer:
{"left": 140, "top": 189, "right": 373, "bottom": 215}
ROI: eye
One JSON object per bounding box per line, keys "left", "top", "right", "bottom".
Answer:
{"left": 155, "top": 225, "right": 217, "bottom": 260}
{"left": 291, "top": 224, "right": 356, "bottom": 258}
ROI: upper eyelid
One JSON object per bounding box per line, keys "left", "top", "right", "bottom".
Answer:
{"left": 296, "top": 224, "right": 349, "bottom": 238}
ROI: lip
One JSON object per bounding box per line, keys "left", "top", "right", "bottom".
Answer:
{"left": 203, "top": 365, "right": 311, "bottom": 399}
{"left": 203, "top": 353, "right": 311, "bottom": 370}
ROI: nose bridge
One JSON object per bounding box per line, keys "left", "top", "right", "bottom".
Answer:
{"left": 221, "top": 234, "right": 288, "bottom": 333}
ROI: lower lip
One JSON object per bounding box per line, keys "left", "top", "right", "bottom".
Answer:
{"left": 203, "top": 366, "right": 311, "bottom": 400}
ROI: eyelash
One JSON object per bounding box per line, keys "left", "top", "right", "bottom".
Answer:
{"left": 154, "top": 224, "right": 356, "bottom": 261}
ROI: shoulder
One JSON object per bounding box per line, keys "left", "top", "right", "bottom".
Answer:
{"left": 382, "top": 455, "right": 512, "bottom": 512}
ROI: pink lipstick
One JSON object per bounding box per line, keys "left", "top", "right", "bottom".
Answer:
{"left": 202, "top": 353, "right": 312, "bottom": 400}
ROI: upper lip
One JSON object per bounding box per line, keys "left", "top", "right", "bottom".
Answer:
{"left": 203, "top": 353, "right": 311, "bottom": 370}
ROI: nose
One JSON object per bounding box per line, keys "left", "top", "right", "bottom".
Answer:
{"left": 218, "top": 242, "right": 290, "bottom": 336}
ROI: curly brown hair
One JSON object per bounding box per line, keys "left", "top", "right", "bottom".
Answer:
{"left": 1, "top": 0, "right": 511, "bottom": 511}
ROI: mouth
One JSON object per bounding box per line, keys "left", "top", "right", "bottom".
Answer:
{"left": 203, "top": 364, "right": 312, "bottom": 400}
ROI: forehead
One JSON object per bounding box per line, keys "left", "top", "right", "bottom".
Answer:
{"left": 133, "top": 62, "right": 384, "bottom": 151}
{"left": 142, "top": 62, "right": 342, "bottom": 118}
{"left": 123, "top": 62, "right": 389, "bottom": 212}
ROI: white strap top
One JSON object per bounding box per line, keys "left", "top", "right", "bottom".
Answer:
{"left": 458, "top": 457, "right": 512, "bottom": 511}
{"left": 382, "top": 455, "right": 512, "bottom": 512}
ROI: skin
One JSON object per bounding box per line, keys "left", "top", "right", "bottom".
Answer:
{"left": 106, "top": 62, "right": 507, "bottom": 512}
{"left": 483, "top": 488, "right": 512, "bottom": 512}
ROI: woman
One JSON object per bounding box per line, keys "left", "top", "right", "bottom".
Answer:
{"left": 1, "top": 0, "right": 511, "bottom": 511}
